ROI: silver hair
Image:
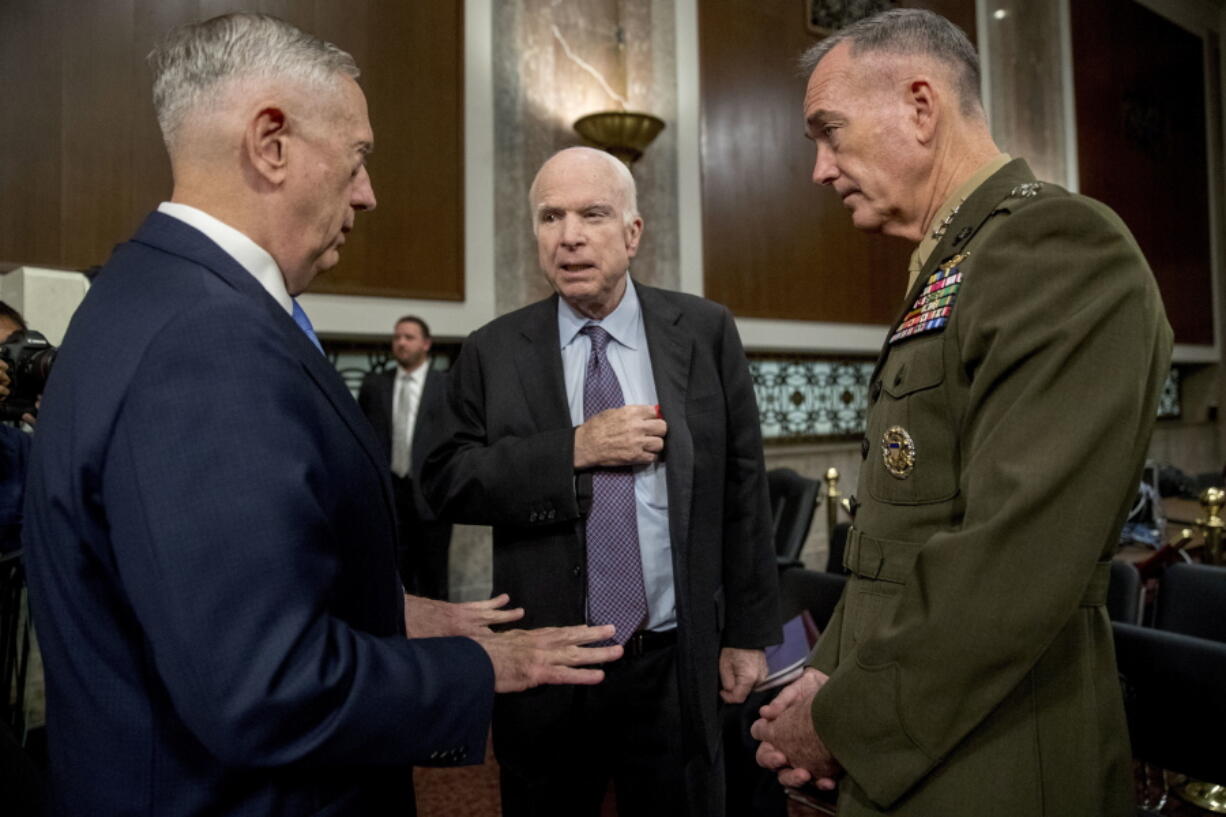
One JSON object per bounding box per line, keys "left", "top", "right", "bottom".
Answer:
{"left": 799, "top": 8, "right": 982, "bottom": 117}
{"left": 529, "top": 147, "right": 640, "bottom": 232}
{"left": 148, "top": 13, "right": 359, "bottom": 149}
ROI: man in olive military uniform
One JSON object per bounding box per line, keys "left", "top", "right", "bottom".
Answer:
{"left": 752, "top": 9, "right": 1172, "bottom": 817}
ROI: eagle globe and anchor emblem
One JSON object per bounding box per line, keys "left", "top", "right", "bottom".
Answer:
{"left": 881, "top": 426, "right": 917, "bottom": 479}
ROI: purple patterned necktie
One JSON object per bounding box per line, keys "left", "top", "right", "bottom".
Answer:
{"left": 581, "top": 325, "right": 647, "bottom": 646}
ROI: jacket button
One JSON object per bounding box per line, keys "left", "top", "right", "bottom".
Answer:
{"left": 572, "top": 565, "right": 582, "bottom": 578}
{"left": 861, "top": 436, "right": 870, "bottom": 459}
{"left": 528, "top": 511, "right": 538, "bottom": 523}
{"left": 547, "top": 509, "right": 556, "bottom": 520}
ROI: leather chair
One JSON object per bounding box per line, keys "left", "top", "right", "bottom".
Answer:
{"left": 1106, "top": 560, "right": 1143, "bottom": 625}
{"left": 1114, "top": 623, "right": 1226, "bottom": 795}
{"left": 779, "top": 567, "right": 848, "bottom": 632}
{"left": 1154, "top": 563, "right": 1226, "bottom": 642}
{"left": 767, "top": 468, "right": 820, "bottom": 568}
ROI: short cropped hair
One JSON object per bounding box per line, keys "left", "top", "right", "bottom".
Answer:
{"left": 148, "top": 12, "right": 359, "bottom": 150}
{"left": 395, "top": 315, "right": 431, "bottom": 340}
{"left": 528, "top": 147, "right": 640, "bottom": 232}
{"left": 0, "top": 301, "right": 27, "bottom": 332}
{"left": 799, "top": 9, "right": 982, "bottom": 117}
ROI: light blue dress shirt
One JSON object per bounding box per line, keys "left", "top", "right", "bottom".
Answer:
{"left": 558, "top": 278, "right": 676, "bottom": 632}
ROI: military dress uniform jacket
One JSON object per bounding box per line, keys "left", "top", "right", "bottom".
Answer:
{"left": 809, "top": 160, "right": 1172, "bottom": 817}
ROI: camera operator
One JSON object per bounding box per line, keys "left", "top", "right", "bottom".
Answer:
{"left": 0, "top": 301, "right": 35, "bottom": 553}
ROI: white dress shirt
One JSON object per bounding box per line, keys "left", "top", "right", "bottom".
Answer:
{"left": 157, "top": 202, "right": 292, "bottom": 315}
{"left": 558, "top": 277, "right": 676, "bottom": 632}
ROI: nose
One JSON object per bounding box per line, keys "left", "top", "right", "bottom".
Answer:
{"left": 559, "top": 213, "right": 585, "bottom": 249}
{"left": 812, "top": 142, "right": 838, "bottom": 187}
{"left": 352, "top": 165, "right": 377, "bottom": 212}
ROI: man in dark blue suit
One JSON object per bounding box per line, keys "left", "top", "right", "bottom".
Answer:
{"left": 22, "top": 13, "right": 618, "bottom": 817}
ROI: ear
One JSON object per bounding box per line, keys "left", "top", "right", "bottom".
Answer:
{"left": 907, "top": 78, "right": 938, "bottom": 145}
{"left": 245, "top": 105, "right": 290, "bottom": 186}
{"left": 422, "top": 336, "right": 433, "bottom": 353}
{"left": 624, "top": 216, "right": 644, "bottom": 258}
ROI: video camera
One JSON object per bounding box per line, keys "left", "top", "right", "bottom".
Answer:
{"left": 0, "top": 330, "right": 56, "bottom": 422}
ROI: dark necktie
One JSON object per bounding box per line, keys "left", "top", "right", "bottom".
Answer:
{"left": 580, "top": 325, "right": 647, "bottom": 646}
{"left": 291, "top": 298, "right": 324, "bottom": 354}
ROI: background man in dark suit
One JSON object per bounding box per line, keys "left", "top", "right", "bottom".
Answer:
{"left": 359, "top": 315, "right": 453, "bottom": 599}
{"left": 752, "top": 10, "right": 1171, "bottom": 817}
{"left": 22, "top": 14, "right": 619, "bottom": 817}
{"left": 424, "top": 147, "right": 780, "bottom": 817}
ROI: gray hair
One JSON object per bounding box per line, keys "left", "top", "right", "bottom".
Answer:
{"left": 148, "top": 13, "right": 359, "bottom": 149}
{"left": 799, "top": 9, "right": 982, "bottom": 117}
{"left": 529, "top": 147, "right": 640, "bottom": 232}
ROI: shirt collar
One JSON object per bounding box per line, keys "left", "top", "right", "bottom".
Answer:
{"left": 907, "top": 153, "right": 1011, "bottom": 289}
{"left": 557, "top": 275, "right": 640, "bottom": 351}
{"left": 157, "top": 201, "right": 293, "bottom": 315}
{"left": 396, "top": 358, "right": 429, "bottom": 382}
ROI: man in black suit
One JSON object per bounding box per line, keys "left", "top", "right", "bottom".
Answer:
{"left": 423, "top": 147, "right": 781, "bottom": 817}
{"left": 359, "top": 316, "right": 453, "bottom": 599}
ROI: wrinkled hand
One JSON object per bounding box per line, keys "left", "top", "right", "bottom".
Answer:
{"left": 475, "top": 624, "right": 623, "bottom": 692}
{"left": 0, "top": 360, "right": 10, "bottom": 400}
{"left": 574, "top": 405, "right": 666, "bottom": 468}
{"left": 403, "top": 593, "right": 525, "bottom": 638}
{"left": 751, "top": 668, "right": 842, "bottom": 790}
{"left": 719, "top": 646, "right": 767, "bottom": 704}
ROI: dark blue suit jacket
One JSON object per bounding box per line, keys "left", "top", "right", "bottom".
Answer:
{"left": 23, "top": 213, "right": 493, "bottom": 816}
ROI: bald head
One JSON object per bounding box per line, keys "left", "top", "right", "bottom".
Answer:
{"left": 528, "top": 147, "right": 644, "bottom": 320}
{"left": 529, "top": 147, "right": 639, "bottom": 231}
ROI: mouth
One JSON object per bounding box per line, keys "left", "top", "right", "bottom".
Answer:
{"left": 558, "top": 263, "right": 596, "bottom": 274}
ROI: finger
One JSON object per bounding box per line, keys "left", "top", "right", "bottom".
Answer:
{"left": 465, "top": 594, "right": 511, "bottom": 610}
{"left": 572, "top": 644, "right": 622, "bottom": 664}
{"left": 480, "top": 607, "right": 525, "bottom": 623}
{"left": 643, "top": 418, "right": 667, "bottom": 437}
{"left": 778, "top": 767, "right": 813, "bottom": 788}
{"left": 749, "top": 718, "right": 770, "bottom": 742}
{"left": 723, "top": 677, "right": 752, "bottom": 705}
{"left": 816, "top": 777, "right": 838, "bottom": 791}
{"left": 643, "top": 436, "right": 665, "bottom": 454}
{"left": 546, "top": 667, "right": 607, "bottom": 686}
{"left": 755, "top": 743, "right": 789, "bottom": 770}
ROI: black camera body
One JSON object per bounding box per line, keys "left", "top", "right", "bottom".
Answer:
{"left": 0, "top": 329, "right": 56, "bottom": 422}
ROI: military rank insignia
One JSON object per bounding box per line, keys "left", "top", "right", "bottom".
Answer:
{"left": 882, "top": 425, "right": 916, "bottom": 479}
{"left": 888, "top": 253, "right": 968, "bottom": 345}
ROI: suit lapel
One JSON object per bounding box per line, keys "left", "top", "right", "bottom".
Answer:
{"left": 131, "top": 213, "right": 394, "bottom": 515}
{"left": 638, "top": 284, "right": 694, "bottom": 555}
{"left": 512, "top": 296, "right": 572, "bottom": 432}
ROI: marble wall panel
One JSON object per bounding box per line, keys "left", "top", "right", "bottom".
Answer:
{"left": 492, "top": 0, "right": 678, "bottom": 317}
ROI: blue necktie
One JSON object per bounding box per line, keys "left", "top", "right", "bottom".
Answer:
{"left": 581, "top": 325, "right": 647, "bottom": 646}
{"left": 291, "top": 298, "right": 324, "bottom": 354}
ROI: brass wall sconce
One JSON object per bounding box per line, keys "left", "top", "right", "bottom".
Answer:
{"left": 573, "top": 111, "right": 666, "bottom": 166}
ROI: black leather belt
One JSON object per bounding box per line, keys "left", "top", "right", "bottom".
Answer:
{"left": 623, "top": 628, "right": 677, "bottom": 658}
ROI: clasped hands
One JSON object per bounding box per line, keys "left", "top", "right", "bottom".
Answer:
{"left": 751, "top": 668, "right": 843, "bottom": 790}
{"left": 574, "top": 404, "right": 666, "bottom": 469}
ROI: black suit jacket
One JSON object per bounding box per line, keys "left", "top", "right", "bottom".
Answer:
{"left": 422, "top": 281, "right": 780, "bottom": 757}
{"left": 358, "top": 366, "right": 449, "bottom": 519}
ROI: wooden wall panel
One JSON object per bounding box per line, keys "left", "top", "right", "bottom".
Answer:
{"left": 1071, "top": 0, "right": 1214, "bottom": 347}
{"left": 0, "top": 0, "right": 464, "bottom": 301}
{"left": 698, "top": 1, "right": 974, "bottom": 328}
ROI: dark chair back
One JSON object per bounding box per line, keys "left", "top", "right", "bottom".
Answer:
{"left": 1106, "top": 560, "right": 1142, "bottom": 624}
{"left": 767, "top": 468, "right": 820, "bottom": 567}
{"left": 1114, "top": 622, "right": 1226, "bottom": 783}
{"left": 779, "top": 568, "right": 848, "bottom": 632}
{"left": 1155, "top": 563, "right": 1226, "bottom": 642}
{"left": 825, "top": 522, "right": 851, "bottom": 575}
